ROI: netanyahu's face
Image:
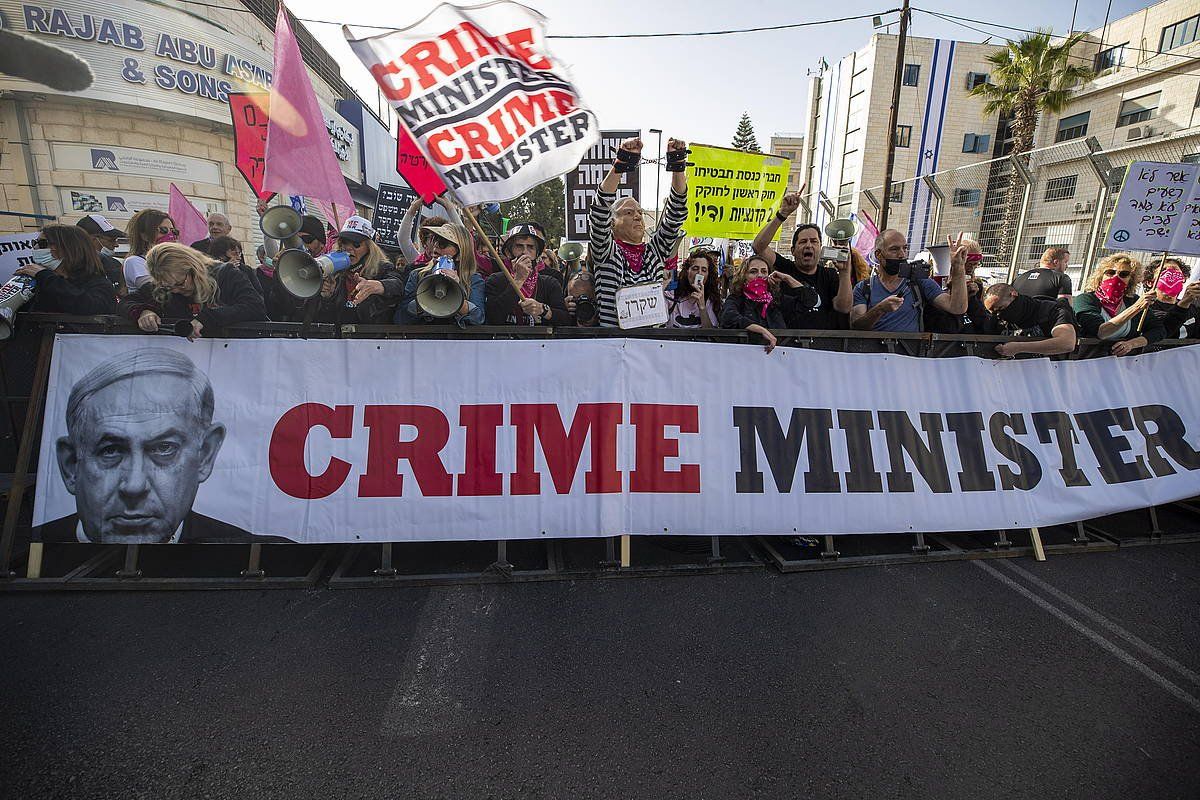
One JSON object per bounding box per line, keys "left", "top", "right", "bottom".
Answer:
{"left": 56, "top": 374, "right": 224, "bottom": 543}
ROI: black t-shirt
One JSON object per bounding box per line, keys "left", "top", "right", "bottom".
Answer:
{"left": 1149, "top": 301, "right": 1198, "bottom": 339}
{"left": 996, "top": 294, "right": 1076, "bottom": 336}
{"left": 1012, "top": 267, "right": 1072, "bottom": 299}
{"left": 772, "top": 252, "right": 844, "bottom": 329}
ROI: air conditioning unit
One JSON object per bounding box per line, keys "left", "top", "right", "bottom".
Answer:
{"left": 1074, "top": 201, "right": 1095, "bottom": 214}
{"left": 1127, "top": 125, "right": 1153, "bottom": 141}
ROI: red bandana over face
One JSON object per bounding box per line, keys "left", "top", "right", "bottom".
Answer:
{"left": 743, "top": 277, "right": 773, "bottom": 319}
{"left": 1094, "top": 275, "right": 1127, "bottom": 317}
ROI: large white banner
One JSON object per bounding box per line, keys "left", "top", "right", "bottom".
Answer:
{"left": 344, "top": 1, "right": 600, "bottom": 204}
{"left": 33, "top": 336, "right": 1200, "bottom": 545}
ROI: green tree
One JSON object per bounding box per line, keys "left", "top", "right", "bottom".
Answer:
{"left": 731, "top": 112, "right": 761, "bottom": 152}
{"left": 970, "top": 31, "right": 1092, "bottom": 261}
{"left": 499, "top": 176, "right": 565, "bottom": 246}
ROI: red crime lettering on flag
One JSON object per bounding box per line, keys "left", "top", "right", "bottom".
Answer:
{"left": 396, "top": 125, "right": 448, "bottom": 203}
{"left": 228, "top": 92, "right": 276, "bottom": 201}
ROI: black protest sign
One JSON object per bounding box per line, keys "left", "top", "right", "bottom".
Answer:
{"left": 564, "top": 129, "right": 640, "bottom": 242}
{"left": 372, "top": 182, "right": 419, "bottom": 249}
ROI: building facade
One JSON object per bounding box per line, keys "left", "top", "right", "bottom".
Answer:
{"left": 0, "top": 0, "right": 389, "bottom": 246}
{"left": 768, "top": 133, "right": 805, "bottom": 247}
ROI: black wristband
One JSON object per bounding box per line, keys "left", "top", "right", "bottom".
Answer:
{"left": 775, "top": 212, "right": 787, "bottom": 223}
{"left": 613, "top": 148, "right": 639, "bottom": 174}
{"left": 664, "top": 148, "right": 690, "bottom": 173}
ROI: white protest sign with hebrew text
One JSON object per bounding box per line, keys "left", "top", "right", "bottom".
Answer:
{"left": 615, "top": 283, "right": 668, "bottom": 329}
{"left": 1105, "top": 161, "right": 1200, "bottom": 255}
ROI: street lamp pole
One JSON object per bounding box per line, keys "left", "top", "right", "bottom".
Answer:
{"left": 649, "top": 128, "right": 663, "bottom": 223}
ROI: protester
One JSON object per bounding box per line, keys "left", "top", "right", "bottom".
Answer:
{"left": 983, "top": 283, "right": 1077, "bottom": 356}
{"left": 538, "top": 246, "right": 565, "bottom": 288}
{"left": 1072, "top": 253, "right": 1164, "bottom": 356}
{"left": 13, "top": 224, "right": 117, "bottom": 316}
{"left": 849, "top": 248, "right": 871, "bottom": 284}
{"left": 207, "top": 235, "right": 263, "bottom": 299}
{"left": 124, "top": 209, "right": 178, "bottom": 290}
{"left": 1012, "top": 247, "right": 1073, "bottom": 300}
{"left": 850, "top": 230, "right": 968, "bottom": 332}
{"left": 75, "top": 214, "right": 125, "bottom": 295}
{"left": 590, "top": 136, "right": 689, "bottom": 326}
{"left": 189, "top": 213, "right": 232, "bottom": 255}
{"left": 751, "top": 193, "right": 852, "bottom": 328}
{"left": 664, "top": 250, "right": 720, "bottom": 329}
{"left": 1143, "top": 257, "right": 1199, "bottom": 339}
{"left": 398, "top": 197, "right": 496, "bottom": 276}
{"left": 308, "top": 216, "right": 405, "bottom": 325}
{"left": 927, "top": 237, "right": 988, "bottom": 333}
{"left": 566, "top": 271, "right": 599, "bottom": 327}
{"left": 255, "top": 211, "right": 330, "bottom": 322}
{"left": 484, "top": 220, "right": 569, "bottom": 326}
{"left": 720, "top": 255, "right": 803, "bottom": 353}
{"left": 125, "top": 243, "right": 266, "bottom": 340}
{"left": 397, "top": 222, "right": 485, "bottom": 326}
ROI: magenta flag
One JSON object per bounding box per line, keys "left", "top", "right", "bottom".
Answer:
{"left": 168, "top": 183, "right": 208, "bottom": 247}
{"left": 853, "top": 209, "right": 880, "bottom": 263}
{"left": 263, "top": 5, "right": 354, "bottom": 223}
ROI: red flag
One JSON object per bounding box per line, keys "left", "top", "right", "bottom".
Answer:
{"left": 228, "top": 92, "right": 275, "bottom": 201}
{"left": 396, "top": 125, "right": 447, "bottom": 204}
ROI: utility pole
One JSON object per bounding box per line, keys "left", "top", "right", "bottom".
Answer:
{"left": 879, "top": 0, "right": 911, "bottom": 230}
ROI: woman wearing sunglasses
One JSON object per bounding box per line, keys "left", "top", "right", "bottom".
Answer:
{"left": 123, "top": 210, "right": 178, "bottom": 290}
{"left": 1142, "top": 257, "right": 1200, "bottom": 339}
{"left": 13, "top": 224, "right": 116, "bottom": 316}
{"left": 124, "top": 243, "right": 266, "bottom": 340}
{"left": 307, "top": 216, "right": 404, "bottom": 325}
{"left": 396, "top": 223, "right": 485, "bottom": 326}
{"left": 1073, "top": 252, "right": 1165, "bottom": 356}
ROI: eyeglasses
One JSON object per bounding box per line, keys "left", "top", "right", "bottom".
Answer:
{"left": 33, "top": 238, "right": 49, "bottom": 248}
{"left": 1104, "top": 269, "right": 1132, "bottom": 279}
{"left": 163, "top": 273, "right": 191, "bottom": 290}
{"left": 157, "top": 226, "right": 180, "bottom": 236}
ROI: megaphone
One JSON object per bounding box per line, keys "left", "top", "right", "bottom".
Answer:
{"left": 277, "top": 249, "right": 352, "bottom": 299}
{"left": 415, "top": 269, "right": 466, "bottom": 318}
{"left": 260, "top": 205, "right": 302, "bottom": 240}
{"left": 558, "top": 241, "right": 584, "bottom": 262}
{"left": 824, "top": 217, "right": 856, "bottom": 242}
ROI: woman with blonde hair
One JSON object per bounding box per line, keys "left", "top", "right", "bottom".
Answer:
{"left": 1073, "top": 252, "right": 1165, "bottom": 356}
{"left": 312, "top": 216, "right": 405, "bottom": 325}
{"left": 396, "top": 221, "right": 485, "bottom": 326}
{"left": 124, "top": 242, "right": 266, "bottom": 340}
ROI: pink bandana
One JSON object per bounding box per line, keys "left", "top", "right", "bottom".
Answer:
{"left": 743, "top": 277, "right": 773, "bottom": 319}
{"left": 1094, "top": 275, "right": 1127, "bottom": 317}
{"left": 1156, "top": 269, "right": 1185, "bottom": 298}
{"left": 615, "top": 240, "right": 647, "bottom": 274}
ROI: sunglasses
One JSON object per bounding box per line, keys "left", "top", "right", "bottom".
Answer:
{"left": 337, "top": 237, "right": 366, "bottom": 248}
{"left": 157, "top": 226, "right": 180, "bottom": 236}
{"left": 298, "top": 234, "right": 315, "bottom": 244}
{"left": 430, "top": 235, "right": 456, "bottom": 249}
{"left": 1104, "top": 269, "right": 1132, "bottom": 279}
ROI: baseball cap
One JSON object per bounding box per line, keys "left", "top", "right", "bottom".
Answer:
{"left": 76, "top": 214, "right": 119, "bottom": 239}
{"left": 338, "top": 215, "right": 375, "bottom": 244}
{"left": 299, "top": 215, "right": 327, "bottom": 242}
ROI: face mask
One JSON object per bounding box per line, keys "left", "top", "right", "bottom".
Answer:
{"left": 31, "top": 248, "right": 61, "bottom": 268}
{"left": 157, "top": 231, "right": 178, "bottom": 244}
{"left": 1095, "top": 275, "right": 1127, "bottom": 305}
{"left": 881, "top": 258, "right": 905, "bottom": 276}
{"left": 100, "top": 246, "right": 115, "bottom": 258}
{"left": 743, "top": 276, "right": 773, "bottom": 319}
{"left": 1156, "top": 269, "right": 1184, "bottom": 298}
{"left": 997, "top": 294, "right": 1031, "bottom": 323}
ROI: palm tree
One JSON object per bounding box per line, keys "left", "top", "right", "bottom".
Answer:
{"left": 970, "top": 31, "right": 1093, "bottom": 264}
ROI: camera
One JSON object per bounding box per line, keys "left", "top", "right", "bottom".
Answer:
{"left": 573, "top": 294, "right": 596, "bottom": 322}
{"left": 821, "top": 246, "right": 848, "bottom": 263}
{"left": 897, "top": 260, "right": 931, "bottom": 281}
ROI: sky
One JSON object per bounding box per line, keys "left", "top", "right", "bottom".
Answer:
{"left": 286, "top": 0, "right": 1156, "bottom": 196}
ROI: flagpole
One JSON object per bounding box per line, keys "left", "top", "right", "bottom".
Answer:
{"left": 444, "top": 189, "right": 526, "bottom": 296}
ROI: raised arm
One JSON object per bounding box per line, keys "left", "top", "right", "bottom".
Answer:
{"left": 753, "top": 190, "right": 803, "bottom": 268}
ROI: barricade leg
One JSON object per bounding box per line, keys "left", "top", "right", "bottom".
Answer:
{"left": 1073, "top": 521, "right": 1090, "bottom": 545}
{"left": 487, "top": 540, "right": 514, "bottom": 577}
{"left": 708, "top": 536, "right": 726, "bottom": 565}
{"left": 1147, "top": 506, "right": 1164, "bottom": 540}
{"left": 1028, "top": 527, "right": 1046, "bottom": 562}
{"left": 620, "top": 535, "right": 631, "bottom": 568}
{"left": 0, "top": 328, "right": 54, "bottom": 577}
{"left": 25, "top": 541, "right": 42, "bottom": 579}
{"left": 820, "top": 535, "right": 839, "bottom": 560}
{"left": 374, "top": 542, "right": 397, "bottom": 576}
{"left": 240, "top": 543, "right": 265, "bottom": 579}
{"left": 602, "top": 537, "right": 619, "bottom": 569}
{"left": 116, "top": 545, "right": 141, "bottom": 580}
{"left": 993, "top": 530, "right": 1012, "bottom": 549}
{"left": 912, "top": 533, "right": 930, "bottom": 554}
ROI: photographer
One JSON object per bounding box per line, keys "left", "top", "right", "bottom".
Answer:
{"left": 850, "top": 230, "right": 967, "bottom": 332}
{"left": 125, "top": 243, "right": 266, "bottom": 340}
{"left": 484, "top": 221, "right": 569, "bottom": 326}
{"left": 566, "top": 271, "right": 599, "bottom": 327}
{"left": 14, "top": 224, "right": 117, "bottom": 316}
{"left": 665, "top": 249, "right": 720, "bottom": 329}
{"left": 720, "top": 255, "right": 801, "bottom": 353}
{"left": 751, "top": 192, "right": 852, "bottom": 329}
{"left": 316, "top": 217, "right": 406, "bottom": 325}
{"left": 1072, "top": 253, "right": 1164, "bottom": 357}
{"left": 589, "top": 136, "right": 689, "bottom": 327}
{"left": 396, "top": 223, "right": 485, "bottom": 327}
{"left": 983, "top": 284, "right": 1077, "bottom": 357}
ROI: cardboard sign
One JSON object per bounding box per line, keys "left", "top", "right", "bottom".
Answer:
{"left": 564, "top": 130, "right": 640, "bottom": 242}
{"left": 396, "top": 126, "right": 448, "bottom": 204}
{"left": 372, "top": 182, "right": 420, "bottom": 249}
{"left": 1105, "top": 161, "right": 1200, "bottom": 255}
{"left": 228, "top": 92, "right": 276, "bottom": 201}
{"left": 685, "top": 144, "right": 790, "bottom": 239}
{"left": 0, "top": 232, "right": 40, "bottom": 284}
{"left": 615, "top": 282, "right": 668, "bottom": 329}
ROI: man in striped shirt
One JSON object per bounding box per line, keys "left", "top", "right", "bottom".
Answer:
{"left": 588, "top": 136, "right": 689, "bottom": 326}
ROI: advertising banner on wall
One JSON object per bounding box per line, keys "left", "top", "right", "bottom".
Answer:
{"left": 58, "top": 188, "right": 224, "bottom": 218}
{"left": 33, "top": 336, "right": 1200, "bottom": 545}
{"left": 50, "top": 142, "right": 223, "bottom": 186}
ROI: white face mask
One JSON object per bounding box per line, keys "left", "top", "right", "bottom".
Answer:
{"left": 101, "top": 246, "right": 115, "bottom": 258}
{"left": 31, "top": 248, "right": 61, "bottom": 269}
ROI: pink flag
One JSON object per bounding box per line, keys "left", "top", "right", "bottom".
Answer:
{"left": 854, "top": 209, "right": 880, "bottom": 263}
{"left": 263, "top": 5, "right": 354, "bottom": 223}
{"left": 168, "top": 183, "right": 208, "bottom": 247}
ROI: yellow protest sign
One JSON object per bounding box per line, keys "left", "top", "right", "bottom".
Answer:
{"left": 685, "top": 144, "right": 790, "bottom": 239}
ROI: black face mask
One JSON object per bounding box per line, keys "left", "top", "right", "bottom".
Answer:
{"left": 881, "top": 258, "right": 906, "bottom": 276}
{"left": 996, "top": 294, "right": 1032, "bottom": 323}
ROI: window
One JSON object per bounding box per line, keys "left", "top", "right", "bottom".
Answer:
{"left": 1182, "top": 153, "right": 1200, "bottom": 164}
{"left": 962, "top": 133, "right": 991, "bottom": 153}
{"left": 903, "top": 64, "right": 920, "bottom": 86}
{"left": 1117, "top": 92, "right": 1160, "bottom": 126}
{"left": 889, "top": 183, "right": 904, "bottom": 202}
{"left": 1055, "top": 111, "right": 1090, "bottom": 142}
{"left": 1044, "top": 175, "right": 1078, "bottom": 202}
{"left": 1160, "top": 14, "right": 1199, "bottom": 51}
{"left": 1094, "top": 43, "right": 1127, "bottom": 71}
{"left": 952, "top": 188, "right": 981, "bottom": 207}
{"left": 1027, "top": 235, "right": 1047, "bottom": 262}
{"left": 966, "top": 72, "right": 989, "bottom": 90}
{"left": 894, "top": 125, "right": 912, "bottom": 148}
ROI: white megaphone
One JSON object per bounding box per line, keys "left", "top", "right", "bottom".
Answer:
{"left": 558, "top": 241, "right": 584, "bottom": 262}
{"left": 824, "top": 217, "right": 856, "bottom": 243}
{"left": 277, "top": 249, "right": 352, "bottom": 299}
{"left": 414, "top": 257, "right": 465, "bottom": 318}
{"left": 259, "top": 205, "right": 302, "bottom": 240}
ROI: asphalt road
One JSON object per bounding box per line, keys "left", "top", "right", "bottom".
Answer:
{"left": 2, "top": 543, "right": 1199, "bottom": 799}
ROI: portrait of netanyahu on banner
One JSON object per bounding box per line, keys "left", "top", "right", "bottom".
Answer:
{"left": 35, "top": 347, "right": 289, "bottom": 545}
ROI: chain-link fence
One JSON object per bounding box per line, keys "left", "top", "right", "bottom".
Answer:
{"left": 828, "top": 133, "right": 1200, "bottom": 288}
